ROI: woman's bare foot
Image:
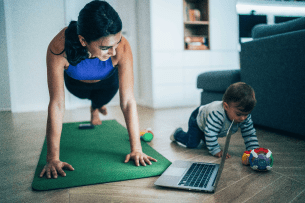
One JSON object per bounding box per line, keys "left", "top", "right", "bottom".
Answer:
{"left": 91, "top": 107, "right": 102, "bottom": 125}
{"left": 98, "top": 105, "right": 108, "bottom": 115}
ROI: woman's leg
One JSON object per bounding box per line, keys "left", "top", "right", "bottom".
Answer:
{"left": 64, "top": 69, "right": 119, "bottom": 125}
{"left": 89, "top": 84, "right": 119, "bottom": 110}
{"left": 89, "top": 69, "right": 119, "bottom": 125}
{"left": 89, "top": 84, "right": 119, "bottom": 125}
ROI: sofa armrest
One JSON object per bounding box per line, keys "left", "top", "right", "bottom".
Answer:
{"left": 252, "top": 17, "right": 305, "bottom": 39}
{"left": 197, "top": 70, "right": 240, "bottom": 92}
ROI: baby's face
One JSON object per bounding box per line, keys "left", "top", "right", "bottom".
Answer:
{"left": 224, "top": 102, "right": 251, "bottom": 123}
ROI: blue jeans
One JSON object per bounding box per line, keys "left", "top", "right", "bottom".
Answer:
{"left": 174, "top": 107, "right": 205, "bottom": 148}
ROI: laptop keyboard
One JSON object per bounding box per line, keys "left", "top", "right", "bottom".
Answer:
{"left": 178, "top": 163, "right": 216, "bottom": 188}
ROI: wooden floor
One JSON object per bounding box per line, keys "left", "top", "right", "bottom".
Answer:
{"left": 1, "top": 105, "right": 305, "bottom": 203}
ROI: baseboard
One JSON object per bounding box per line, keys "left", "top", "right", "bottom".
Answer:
{"left": 0, "top": 107, "right": 11, "bottom": 112}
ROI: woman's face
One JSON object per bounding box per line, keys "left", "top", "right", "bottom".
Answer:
{"left": 80, "top": 32, "right": 122, "bottom": 61}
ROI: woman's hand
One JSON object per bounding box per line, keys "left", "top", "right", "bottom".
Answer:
{"left": 124, "top": 151, "right": 157, "bottom": 166}
{"left": 39, "top": 160, "right": 74, "bottom": 179}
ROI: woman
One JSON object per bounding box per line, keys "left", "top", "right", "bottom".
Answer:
{"left": 40, "top": 0, "right": 157, "bottom": 179}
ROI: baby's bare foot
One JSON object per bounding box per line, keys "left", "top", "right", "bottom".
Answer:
{"left": 99, "top": 105, "right": 107, "bottom": 115}
{"left": 91, "top": 107, "right": 102, "bottom": 125}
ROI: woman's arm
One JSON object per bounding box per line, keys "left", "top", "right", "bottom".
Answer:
{"left": 116, "top": 37, "right": 157, "bottom": 166}
{"left": 40, "top": 29, "right": 74, "bottom": 178}
{"left": 45, "top": 43, "right": 65, "bottom": 162}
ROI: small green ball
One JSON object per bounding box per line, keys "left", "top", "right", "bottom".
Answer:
{"left": 141, "top": 133, "right": 153, "bottom": 142}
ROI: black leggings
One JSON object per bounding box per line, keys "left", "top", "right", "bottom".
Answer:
{"left": 64, "top": 68, "right": 119, "bottom": 110}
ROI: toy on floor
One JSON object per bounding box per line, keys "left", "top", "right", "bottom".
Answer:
{"left": 140, "top": 128, "right": 154, "bottom": 142}
{"left": 242, "top": 148, "right": 273, "bottom": 171}
{"left": 241, "top": 149, "right": 252, "bottom": 166}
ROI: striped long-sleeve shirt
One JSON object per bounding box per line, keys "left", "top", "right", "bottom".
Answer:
{"left": 196, "top": 101, "right": 259, "bottom": 155}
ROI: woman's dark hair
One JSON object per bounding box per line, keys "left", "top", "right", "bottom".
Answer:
{"left": 53, "top": 0, "right": 122, "bottom": 66}
{"left": 223, "top": 82, "right": 257, "bottom": 112}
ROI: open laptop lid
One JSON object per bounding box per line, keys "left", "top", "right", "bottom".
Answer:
{"left": 213, "top": 119, "right": 234, "bottom": 190}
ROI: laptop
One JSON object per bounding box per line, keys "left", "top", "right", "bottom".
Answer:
{"left": 154, "top": 120, "right": 234, "bottom": 193}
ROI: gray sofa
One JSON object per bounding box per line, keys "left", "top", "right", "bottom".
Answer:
{"left": 197, "top": 17, "right": 305, "bottom": 137}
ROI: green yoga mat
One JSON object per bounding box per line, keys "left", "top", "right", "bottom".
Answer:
{"left": 32, "top": 120, "right": 171, "bottom": 191}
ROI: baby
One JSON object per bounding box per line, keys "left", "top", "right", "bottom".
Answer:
{"left": 170, "top": 82, "right": 259, "bottom": 158}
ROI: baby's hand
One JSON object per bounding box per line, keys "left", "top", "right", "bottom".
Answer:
{"left": 214, "top": 151, "right": 231, "bottom": 159}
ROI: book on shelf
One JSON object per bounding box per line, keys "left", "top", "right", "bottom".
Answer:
{"left": 185, "top": 36, "right": 209, "bottom": 50}
{"left": 185, "top": 36, "right": 206, "bottom": 43}
{"left": 185, "top": 3, "right": 201, "bottom": 22}
{"left": 185, "top": 5, "right": 189, "bottom": 21}
{"left": 187, "top": 44, "right": 208, "bottom": 50}
{"left": 188, "top": 9, "right": 201, "bottom": 21}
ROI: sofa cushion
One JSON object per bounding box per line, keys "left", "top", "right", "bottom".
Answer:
{"left": 252, "top": 17, "right": 305, "bottom": 39}
{"left": 197, "top": 70, "right": 240, "bottom": 92}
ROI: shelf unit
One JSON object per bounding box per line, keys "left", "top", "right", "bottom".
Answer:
{"left": 183, "top": 0, "right": 209, "bottom": 50}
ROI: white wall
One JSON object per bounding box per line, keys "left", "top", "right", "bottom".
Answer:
{"left": 137, "top": 0, "right": 239, "bottom": 109}
{"left": 114, "top": 0, "right": 139, "bottom": 101}
{"left": 136, "top": 0, "right": 153, "bottom": 107}
{"left": 3, "top": 0, "right": 138, "bottom": 112}
{"left": 4, "top": 0, "right": 65, "bottom": 112}
{"left": 64, "top": 0, "right": 91, "bottom": 25}
{"left": 0, "top": 0, "right": 10, "bottom": 111}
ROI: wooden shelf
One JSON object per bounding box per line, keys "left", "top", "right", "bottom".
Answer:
{"left": 183, "top": 0, "right": 209, "bottom": 50}
{"left": 184, "top": 21, "right": 209, "bottom": 25}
